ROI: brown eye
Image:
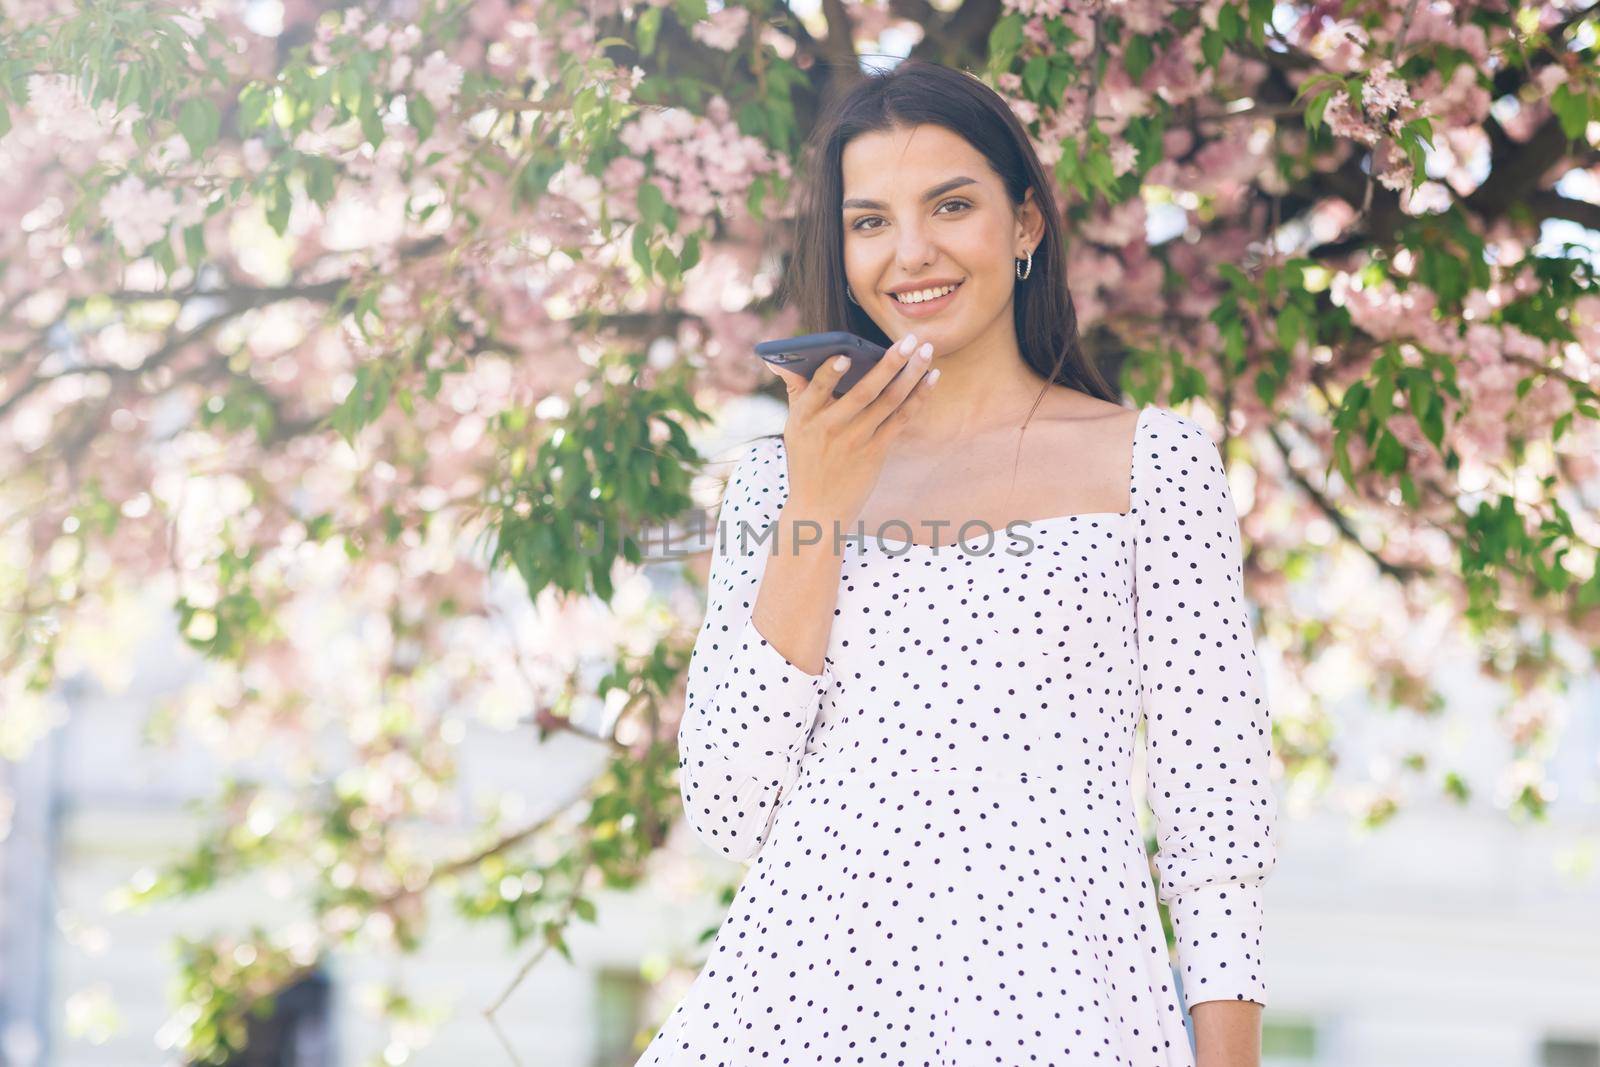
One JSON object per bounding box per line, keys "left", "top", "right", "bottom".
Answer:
{"left": 849, "top": 198, "right": 970, "bottom": 232}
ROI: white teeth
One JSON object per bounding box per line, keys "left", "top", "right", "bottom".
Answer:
{"left": 893, "top": 283, "right": 959, "bottom": 304}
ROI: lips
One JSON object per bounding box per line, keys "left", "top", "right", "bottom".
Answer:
{"left": 889, "top": 279, "right": 964, "bottom": 304}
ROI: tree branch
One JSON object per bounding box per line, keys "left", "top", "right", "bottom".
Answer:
{"left": 1265, "top": 423, "right": 1430, "bottom": 583}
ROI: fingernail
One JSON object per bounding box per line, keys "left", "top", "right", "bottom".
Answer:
{"left": 917, "top": 342, "right": 932, "bottom": 360}
{"left": 833, "top": 354, "right": 850, "bottom": 370}
{"left": 899, "top": 334, "right": 917, "bottom": 354}
{"left": 927, "top": 368, "right": 940, "bottom": 384}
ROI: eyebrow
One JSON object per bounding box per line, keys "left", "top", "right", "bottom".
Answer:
{"left": 841, "top": 176, "right": 979, "bottom": 212}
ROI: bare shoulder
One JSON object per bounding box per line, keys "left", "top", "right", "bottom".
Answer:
{"left": 1024, "top": 391, "right": 1146, "bottom": 505}
{"left": 1032, "top": 391, "right": 1142, "bottom": 450}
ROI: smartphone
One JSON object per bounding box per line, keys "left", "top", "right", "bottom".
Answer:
{"left": 754, "top": 330, "right": 888, "bottom": 398}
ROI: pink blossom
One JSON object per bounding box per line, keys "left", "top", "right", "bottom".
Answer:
{"left": 414, "top": 51, "right": 462, "bottom": 109}
{"left": 1109, "top": 140, "right": 1139, "bottom": 177}
{"left": 1302, "top": 17, "right": 1369, "bottom": 72}
{"left": 1425, "top": 64, "right": 1491, "bottom": 129}
{"left": 1534, "top": 65, "right": 1567, "bottom": 93}
{"left": 25, "top": 74, "right": 118, "bottom": 141}
{"left": 614, "top": 97, "right": 787, "bottom": 229}
{"left": 690, "top": 5, "right": 749, "bottom": 51}
{"left": 1021, "top": 15, "right": 1051, "bottom": 48}
{"left": 1324, "top": 92, "right": 1379, "bottom": 146}
{"left": 100, "top": 175, "right": 178, "bottom": 254}
{"left": 1008, "top": 0, "right": 1066, "bottom": 20}
{"left": 1361, "top": 60, "right": 1411, "bottom": 117}
{"left": 467, "top": 0, "right": 511, "bottom": 38}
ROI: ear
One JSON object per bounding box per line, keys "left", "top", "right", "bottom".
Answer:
{"left": 1015, "top": 187, "right": 1046, "bottom": 256}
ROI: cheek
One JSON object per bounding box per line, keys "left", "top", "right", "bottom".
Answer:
{"left": 841, "top": 241, "right": 870, "bottom": 277}
{"left": 948, "top": 230, "right": 1006, "bottom": 274}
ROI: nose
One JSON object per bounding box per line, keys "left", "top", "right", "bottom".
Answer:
{"left": 895, "top": 218, "right": 937, "bottom": 275}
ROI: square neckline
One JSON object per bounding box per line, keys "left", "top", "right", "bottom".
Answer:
{"left": 804, "top": 403, "right": 1152, "bottom": 555}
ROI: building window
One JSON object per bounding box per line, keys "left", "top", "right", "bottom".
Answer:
{"left": 1262, "top": 1017, "right": 1318, "bottom": 1065}
{"left": 211, "top": 968, "right": 332, "bottom": 1067}
{"left": 1543, "top": 1037, "right": 1600, "bottom": 1067}
{"left": 593, "top": 968, "right": 649, "bottom": 1067}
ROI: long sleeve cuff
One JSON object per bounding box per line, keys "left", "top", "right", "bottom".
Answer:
{"left": 707, "top": 616, "right": 830, "bottom": 759}
{"left": 1168, "top": 880, "right": 1268, "bottom": 1008}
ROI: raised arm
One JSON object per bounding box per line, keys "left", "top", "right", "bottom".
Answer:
{"left": 1131, "top": 409, "right": 1280, "bottom": 1010}
{"left": 675, "top": 437, "right": 831, "bottom": 863}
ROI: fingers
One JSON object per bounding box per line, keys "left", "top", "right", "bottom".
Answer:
{"left": 774, "top": 351, "right": 852, "bottom": 418}
{"left": 870, "top": 357, "right": 939, "bottom": 444}
{"left": 765, "top": 361, "right": 807, "bottom": 395}
{"left": 858, "top": 337, "right": 933, "bottom": 434}
{"left": 823, "top": 334, "right": 917, "bottom": 422}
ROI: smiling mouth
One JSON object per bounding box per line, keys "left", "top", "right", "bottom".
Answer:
{"left": 889, "top": 280, "right": 964, "bottom": 304}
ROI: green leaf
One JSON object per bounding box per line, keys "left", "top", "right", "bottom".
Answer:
{"left": 1247, "top": 0, "right": 1271, "bottom": 47}
{"left": 177, "top": 97, "right": 220, "bottom": 155}
{"left": 183, "top": 222, "right": 205, "bottom": 266}
{"left": 117, "top": 64, "right": 144, "bottom": 111}
{"left": 336, "top": 65, "right": 363, "bottom": 115}
{"left": 1123, "top": 35, "right": 1154, "bottom": 81}
{"left": 1305, "top": 89, "right": 1332, "bottom": 130}
{"left": 1046, "top": 62, "right": 1072, "bottom": 104}
{"left": 151, "top": 237, "right": 177, "bottom": 274}
{"left": 1375, "top": 429, "right": 1407, "bottom": 473}
{"left": 988, "top": 13, "right": 1024, "bottom": 64}
{"left": 265, "top": 177, "right": 291, "bottom": 236}
{"left": 302, "top": 156, "right": 336, "bottom": 207}
{"left": 637, "top": 181, "right": 666, "bottom": 230}
{"left": 329, "top": 363, "right": 394, "bottom": 444}
{"left": 1550, "top": 83, "right": 1590, "bottom": 141}
{"left": 409, "top": 94, "right": 435, "bottom": 141}
{"left": 632, "top": 225, "right": 654, "bottom": 280}
{"left": 1024, "top": 55, "right": 1049, "bottom": 98}
{"left": 237, "top": 84, "right": 271, "bottom": 132}
{"left": 638, "top": 6, "right": 661, "bottom": 55}
{"left": 1278, "top": 302, "right": 1304, "bottom": 351}
{"left": 358, "top": 95, "right": 384, "bottom": 147}
{"left": 746, "top": 174, "right": 768, "bottom": 221}
{"left": 1217, "top": 3, "right": 1242, "bottom": 42}
{"left": 1292, "top": 72, "right": 1344, "bottom": 101}
{"left": 655, "top": 244, "right": 679, "bottom": 283}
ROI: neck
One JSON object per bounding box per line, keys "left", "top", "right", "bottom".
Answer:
{"left": 896, "top": 304, "right": 1054, "bottom": 443}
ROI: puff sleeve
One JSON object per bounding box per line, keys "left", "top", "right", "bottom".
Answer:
{"left": 1130, "top": 410, "right": 1279, "bottom": 1009}
{"left": 676, "top": 436, "right": 830, "bottom": 863}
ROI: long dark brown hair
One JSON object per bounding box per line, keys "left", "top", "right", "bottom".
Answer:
{"left": 750, "top": 59, "right": 1119, "bottom": 451}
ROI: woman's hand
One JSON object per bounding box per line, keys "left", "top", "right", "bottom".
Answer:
{"left": 764, "top": 331, "right": 939, "bottom": 531}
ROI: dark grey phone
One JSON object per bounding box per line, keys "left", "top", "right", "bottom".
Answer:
{"left": 754, "top": 331, "right": 888, "bottom": 398}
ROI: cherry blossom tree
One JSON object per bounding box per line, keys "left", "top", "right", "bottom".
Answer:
{"left": 2, "top": 0, "right": 1597, "bottom": 1061}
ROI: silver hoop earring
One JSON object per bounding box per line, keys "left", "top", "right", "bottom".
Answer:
{"left": 1015, "top": 249, "right": 1033, "bottom": 281}
{"left": 846, "top": 286, "right": 860, "bottom": 305}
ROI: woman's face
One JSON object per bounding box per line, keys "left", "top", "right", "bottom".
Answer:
{"left": 840, "top": 123, "right": 1040, "bottom": 356}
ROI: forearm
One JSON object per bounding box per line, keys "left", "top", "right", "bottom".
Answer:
{"left": 748, "top": 498, "right": 847, "bottom": 676}
{"left": 1190, "top": 999, "right": 1262, "bottom": 1067}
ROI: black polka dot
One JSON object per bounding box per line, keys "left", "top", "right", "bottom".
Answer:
{"left": 646, "top": 406, "right": 1279, "bottom": 1065}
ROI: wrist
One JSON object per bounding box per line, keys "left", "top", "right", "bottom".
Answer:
{"left": 776, "top": 500, "right": 853, "bottom": 555}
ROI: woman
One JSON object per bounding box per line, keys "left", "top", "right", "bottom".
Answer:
{"left": 640, "top": 60, "right": 1279, "bottom": 1067}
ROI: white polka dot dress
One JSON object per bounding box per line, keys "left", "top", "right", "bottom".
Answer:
{"left": 637, "top": 405, "right": 1279, "bottom": 1066}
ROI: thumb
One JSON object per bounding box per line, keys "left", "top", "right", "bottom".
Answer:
{"left": 765, "top": 363, "right": 802, "bottom": 393}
